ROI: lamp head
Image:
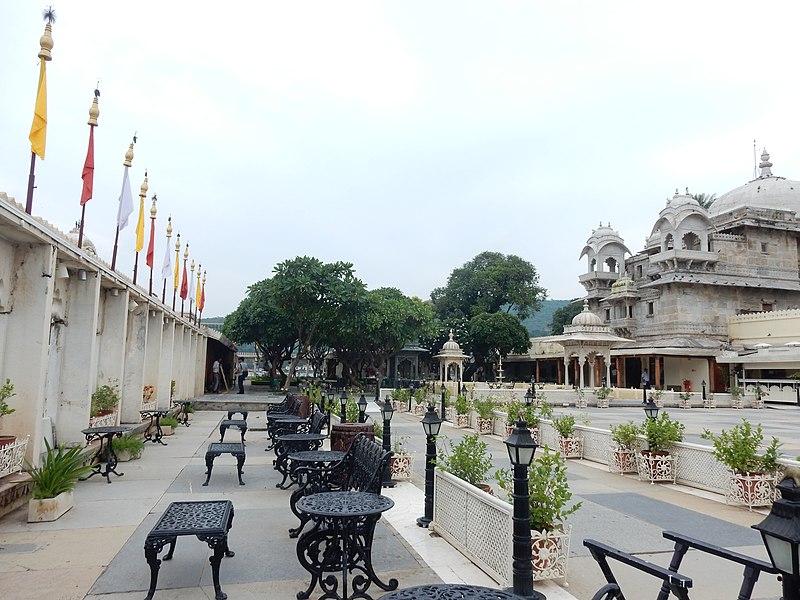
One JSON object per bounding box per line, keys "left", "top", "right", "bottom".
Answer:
{"left": 504, "top": 416, "right": 537, "bottom": 466}
{"left": 753, "top": 476, "right": 800, "bottom": 578}
{"left": 643, "top": 400, "right": 660, "bottom": 420}
{"left": 421, "top": 404, "right": 442, "bottom": 437}
{"left": 381, "top": 398, "right": 394, "bottom": 422}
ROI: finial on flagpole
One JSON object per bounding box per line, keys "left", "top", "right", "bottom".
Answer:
{"left": 175, "top": 232, "right": 181, "bottom": 252}
{"left": 150, "top": 194, "right": 157, "bottom": 217}
{"left": 166, "top": 216, "right": 172, "bottom": 238}
{"left": 184, "top": 243, "right": 189, "bottom": 260}
{"left": 39, "top": 7, "right": 56, "bottom": 61}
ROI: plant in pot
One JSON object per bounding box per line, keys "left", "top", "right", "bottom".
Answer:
{"left": 437, "top": 433, "right": 494, "bottom": 494}
{"left": 495, "top": 448, "right": 582, "bottom": 581}
{"left": 638, "top": 411, "right": 684, "bottom": 483}
{"left": 454, "top": 394, "right": 471, "bottom": 428}
{"left": 26, "top": 439, "right": 92, "bottom": 522}
{"left": 473, "top": 396, "right": 497, "bottom": 435}
{"left": 552, "top": 414, "right": 582, "bottom": 458}
{"left": 0, "top": 378, "right": 17, "bottom": 447}
{"left": 392, "top": 388, "right": 410, "bottom": 412}
{"left": 678, "top": 390, "right": 693, "bottom": 409}
{"left": 389, "top": 435, "right": 413, "bottom": 479}
{"left": 751, "top": 383, "right": 768, "bottom": 408}
{"left": 594, "top": 385, "right": 612, "bottom": 408}
{"left": 701, "top": 419, "right": 782, "bottom": 509}
{"left": 649, "top": 386, "right": 665, "bottom": 408}
{"left": 574, "top": 386, "right": 586, "bottom": 409}
{"left": 90, "top": 380, "right": 120, "bottom": 425}
{"left": 412, "top": 387, "right": 428, "bottom": 415}
{"left": 729, "top": 385, "right": 744, "bottom": 409}
{"left": 609, "top": 420, "right": 641, "bottom": 474}
{"left": 159, "top": 416, "right": 180, "bottom": 436}
{"left": 504, "top": 399, "right": 525, "bottom": 437}
{"left": 111, "top": 434, "right": 145, "bottom": 462}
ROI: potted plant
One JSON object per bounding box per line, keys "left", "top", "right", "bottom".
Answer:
{"left": 751, "top": 383, "right": 768, "bottom": 409}
{"left": 594, "top": 385, "right": 612, "bottom": 409}
{"left": 495, "top": 448, "right": 582, "bottom": 581}
{"left": 437, "top": 433, "right": 494, "bottom": 494}
{"left": 159, "top": 416, "right": 180, "bottom": 436}
{"left": 638, "top": 412, "right": 684, "bottom": 483}
{"left": 111, "top": 434, "right": 145, "bottom": 462}
{"left": 523, "top": 403, "right": 550, "bottom": 444}
{"left": 412, "top": 387, "right": 427, "bottom": 415}
{"left": 650, "top": 386, "right": 665, "bottom": 408}
{"left": 678, "top": 390, "right": 693, "bottom": 409}
{"left": 389, "top": 435, "right": 413, "bottom": 479}
{"left": 473, "top": 396, "right": 497, "bottom": 435}
{"left": 701, "top": 419, "right": 781, "bottom": 509}
{"left": 552, "top": 414, "right": 582, "bottom": 458}
{"left": 729, "top": 385, "right": 744, "bottom": 409}
{"left": 504, "top": 399, "right": 525, "bottom": 437}
{"left": 90, "top": 380, "right": 120, "bottom": 426}
{"left": 392, "top": 388, "right": 410, "bottom": 413}
{"left": 574, "top": 386, "right": 586, "bottom": 409}
{"left": 609, "top": 421, "right": 640, "bottom": 474}
{"left": 454, "top": 394, "right": 471, "bottom": 428}
{"left": 0, "top": 378, "right": 17, "bottom": 447}
{"left": 26, "top": 439, "right": 92, "bottom": 522}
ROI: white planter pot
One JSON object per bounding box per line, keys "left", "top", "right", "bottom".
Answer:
{"left": 161, "top": 425, "right": 174, "bottom": 436}
{"left": 636, "top": 451, "right": 676, "bottom": 484}
{"left": 28, "top": 491, "right": 74, "bottom": 522}
{"left": 476, "top": 418, "right": 494, "bottom": 435}
{"left": 413, "top": 404, "right": 426, "bottom": 416}
{"left": 559, "top": 436, "right": 583, "bottom": 459}
{"left": 455, "top": 413, "right": 470, "bottom": 428}
{"left": 595, "top": 397, "right": 609, "bottom": 408}
{"left": 390, "top": 453, "right": 414, "bottom": 479}
{"left": 531, "top": 525, "right": 571, "bottom": 582}
{"left": 727, "top": 472, "right": 776, "bottom": 510}
{"left": 609, "top": 448, "right": 637, "bottom": 474}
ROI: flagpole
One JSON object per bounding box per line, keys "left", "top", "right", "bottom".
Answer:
{"left": 111, "top": 137, "right": 135, "bottom": 271}
{"left": 194, "top": 262, "right": 202, "bottom": 325}
{"left": 189, "top": 260, "right": 195, "bottom": 322}
{"left": 199, "top": 270, "right": 206, "bottom": 324}
{"left": 78, "top": 90, "right": 100, "bottom": 249}
{"left": 180, "top": 243, "right": 189, "bottom": 317}
{"left": 162, "top": 217, "right": 172, "bottom": 303}
{"left": 26, "top": 11, "right": 55, "bottom": 215}
{"left": 172, "top": 234, "right": 180, "bottom": 310}
{"left": 147, "top": 195, "right": 157, "bottom": 295}
{"left": 132, "top": 173, "right": 148, "bottom": 285}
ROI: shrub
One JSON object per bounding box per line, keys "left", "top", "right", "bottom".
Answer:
{"left": 552, "top": 414, "right": 576, "bottom": 438}
{"left": 610, "top": 421, "right": 640, "bottom": 451}
{"left": 437, "top": 433, "right": 493, "bottom": 487}
{"left": 0, "top": 378, "right": 16, "bottom": 418}
{"left": 701, "top": 419, "right": 781, "bottom": 474}
{"left": 594, "top": 386, "right": 612, "bottom": 400}
{"left": 91, "top": 381, "right": 120, "bottom": 417}
{"left": 26, "top": 439, "right": 92, "bottom": 499}
{"left": 641, "top": 412, "right": 684, "bottom": 454}
{"left": 454, "top": 394, "right": 471, "bottom": 415}
{"left": 505, "top": 399, "right": 525, "bottom": 425}
{"left": 160, "top": 417, "right": 180, "bottom": 428}
{"left": 473, "top": 397, "right": 497, "bottom": 420}
{"left": 111, "top": 435, "right": 145, "bottom": 459}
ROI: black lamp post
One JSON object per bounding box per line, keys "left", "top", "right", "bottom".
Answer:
{"left": 381, "top": 398, "right": 395, "bottom": 488}
{"left": 504, "top": 416, "right": 545, "bottom": 599}
{"left": 326, "top": 388, "right": 334, "bottom": 424}
{"left": 753, "top": 476, "right": 800, "bottom": 600}
{"left": 417, "top": 405, "right": 442, "bottom": 528}
{"left": 531, "top": 376, "right": 537, "bottom": 400}
{"left": 408, "top": 382, "right": 415, "bottom": 412}
{"left": 643, "top": 400, "right": 659, "bottom": 420}
{"left": 440, "top": 383, "right": 447, "bottom": 421}
{"left": 461, "top": 383, "right": 468, "bottom": 397}
{"left": 340, "top": 389, "right": 349, "bottom": 423}
{"left": 642, "top": 382, "right": 648, "bottom": 404}
{"left": 358, "top": 393, "right": 368, "bottom": 423}
{"left": 701, "top": 380, "right": 707, "bottom": 401}
{"left": 525, "top": 388, "right": 533, "bottom": 408}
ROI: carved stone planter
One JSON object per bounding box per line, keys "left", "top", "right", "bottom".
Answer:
{"left": 455, "top": 413, "right": 470, "bottom": 428}
{"left": 609, "top": 448, "right": 637, "bottom": 474}
{"left": 559, "top": 436, "right": 583, "bottom": 459}
{"left": 726, "top": 472, "right": 776, "bottom": 511}
{"left": 595, "top": 397, "right": 609, "bottom": 409}
{"left": 505, "top": 425, "right": 540, "bottom": 444}
{"left": 28, "top": 491, "right": 74, "bottom": 522}
{"left": 389, "top": 453, "right": 414, "bottom": 479}
{"left": 89, "top": 411, "right": 117, "bottom": 428}
{"left": 636, "top": 451, "right": 676, "bottom": 484}
{"left": 413, "top": 403, "right": 426, "bottom": 416}
{"left": 575, "top": 397, "right": 587, "bottom": 409}
{"left": 161, "top": 425, "right": 174, "bottom": 436}
{"left": 476, "top": 418, "right": 494, "bottom": 435}
{"left": 531, "top": 525, "right": 571, "bottom": 583}
{"left": 445, "top": 407, "right": 456, "bottom": 421}
{"left": 391, "top": 400, "right": 406, "bottom": 413}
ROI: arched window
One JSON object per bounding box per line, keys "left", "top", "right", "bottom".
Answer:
{"left": 664, "top": 234, "right": 674, "bottom": 251}
{"left": 590, "top": 258, "right": 597, "bottom": 271}
{"left": 605, "top": 257, "right": 617, "bottom": 273}
{"left": 682, "top": 232, "right": 701, "bottom": 251}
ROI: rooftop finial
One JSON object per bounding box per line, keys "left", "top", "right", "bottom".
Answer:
{"left": 759, "top": 149, "right": 773, "bottom": 177}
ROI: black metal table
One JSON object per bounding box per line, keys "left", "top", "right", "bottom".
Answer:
{"left": 296, "top": 491, "right": 397, "bottom": 600}
{"left": 274, "top": 433, "right": 326, "bottom": 489}
{"left": 380, "top": 584, "right": 529, "bottom": 599}
{"left": 203, "top": 442, "right": 246, "bottom": 486}
{"left": 140, "top": 409, "right": 171, "bottom": 445}
{"left": 219, "top": 419, "right": 247, "bottom": 444}
{"left": 266, "top": 415, "right": 309, "bottom": 449}
{"left": 171, "top": 400, "right": 193, "bottom": 426}
{"left": 80, "top": 425, "right": 133, "bottom": 483}
{"left": 144, "top": 500, "right": 235, "bottom": 600}
{"left": 287, "top": 450, "right": 346, "bottom": 538}
{"left": 225, "top": 406, "right": 251, "bottom": 420}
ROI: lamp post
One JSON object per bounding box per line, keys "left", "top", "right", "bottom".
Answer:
{"left": 325, "top": 387, "right": 334, "bottom": 432}
{"left": 417, "top": 405, "right": 442, "bottom": 528}
{"left": 702, "top": 380, "right": 707, "bottom": 401}
{"left": 531, "top": 377, "right": 537, "bottom": 400}
{"left": 381, "top": 398, "right": 395, "bottom": 488}
{"left": 525, "top": 388, "right": 533, "bottom": 408}
{"left": 358, "top": 394, "right": 367, "bottom": 423}
{"left": 753, "top": 476, "right": 800, "bottom": 600}
{"left": 340, "top": 389, "right": 349, "bottom": 423}
{"left": 504, "top": 416, "right": 545, "bottom": 599}
{"left": 643, "top": 400, "right": 660, "bottom": 420}
{"left": 440, "top": 383, "right": 447, "bottom": 421}
{"left": 408, "top": 382, "right": 415, "bottom": 412}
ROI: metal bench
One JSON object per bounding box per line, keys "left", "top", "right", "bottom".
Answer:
{"left": 203, "top": 442, "right": 246, "bottom": 486}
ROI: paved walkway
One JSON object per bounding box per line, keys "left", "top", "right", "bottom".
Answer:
{"left": 0, "top": 386, "right": 793, "bottom": 599}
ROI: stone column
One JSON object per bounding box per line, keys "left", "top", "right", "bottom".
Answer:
{"left": 158, "top": 318, "right": 175, "bottom": 409}
{"left": 121, "top": 303, "right": 147, "bottom": 424}
{"left": 97, "top": 289, "right": 129, "bottom": 392}
{"left": 143, "top": 308, "right": 163, "bottom": 408}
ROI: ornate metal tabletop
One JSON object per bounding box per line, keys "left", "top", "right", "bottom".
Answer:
{"left": 207, "top": 443, "right": 246, "bottom": 455}
{"left": 296, "top": 491, "right": 394, "bottom": 518}
{"left": 380, "top": 584, "right": 528, "bottom": 599}
{"left": 271, "top": 415, "right": 308, "bottom": 423}
{"left": 80, "top": 426, "right": 132, "bottom": 483}
{"left": 288, "top": 450, "right": 345, "bottom": 464}
{"left": 81, "top": 426, "right": 131, "bottom": 436}
{"left": 277, "top": 433, "right": 326, "bottom": 443}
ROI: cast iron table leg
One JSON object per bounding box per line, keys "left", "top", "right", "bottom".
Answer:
{"left": 236, "top": 453, "right": 245, "bottom": 485}
{"left": 203, "top": 451, "right": 217, "bottom": 486}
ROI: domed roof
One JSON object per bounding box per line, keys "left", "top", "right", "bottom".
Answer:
{"left": 579, "top": 222, "right": 631, "bottom": 259}
{"left": 709, "top": 150, "right": 800, "bottom": 218}
{"left": 666, "top": 188, "right": 700, "bottom": 209}
{"left": 571, "top": 300, "right": 602, "bottom": 326}
{"left": 66, "top": 224, "right": 97, "bottom": 255}
{"left": 442, "top": 330, "right": 461, "bottom": 352}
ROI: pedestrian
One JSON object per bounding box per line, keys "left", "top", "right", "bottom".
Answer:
{"left": 236, "top": 357, "right": 248, "bottom": 394}
{"left": 641, "top": 369, "right": 650, "bottom": 389}
{"left": 212, "top": 358, "right": 221, "bottom": 393}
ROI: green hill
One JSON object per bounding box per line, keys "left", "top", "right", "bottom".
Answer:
{"left": 520, "top": 299, "right": 573, "bottom": 337}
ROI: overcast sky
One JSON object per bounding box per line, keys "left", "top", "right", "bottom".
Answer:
{"left": 3, "top": 2, "right": 800, "bottom": 318}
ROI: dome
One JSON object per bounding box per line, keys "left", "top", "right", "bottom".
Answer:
{"left": 442, "top": 330, "right": 461, "bottom": 352}
{"left": 709, "top": 150, "right": 800, "bottom": 218}
{"left": 666, "top": 189, "right": 700, "bottom": 209}
{"left": 571, "top": 300, "right": 602, "bottom": 326}
{"left": 66, "top": 225, "right": 97, "bottom": 256}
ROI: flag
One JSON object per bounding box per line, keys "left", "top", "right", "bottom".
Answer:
{"left": 180, "top": 261, "right": 188, "bottom": 299}
{"left": 199, "top": 281, "right": 205, "bottom": 312}
{"left": 188, "top": 266, "right": 194, "bottom": 304}
{"left": 116, "top": 166, "right": 134, "bottom": 230}
{"left": 173, "top": 253, "right": 180, "bottom": 290}
{"left": 161, "top": 238, "right": 172, "bottom": 281}
{"left": 135, "top": 195, "right": 145, "bottom": 252}
{"left": 29, "top": 61, "right": 47, "bottom": 159}
{"left": 80, "top": 127, "right": 94, "bottom": 205}
{"left": 195, "top": 271, "right": 202, "bottom": 306}
{"left": 145, "top": 217, "right": 155, "bottom": 268}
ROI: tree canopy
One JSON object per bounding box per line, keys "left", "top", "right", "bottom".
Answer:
{"left": 549, "top": 301, "right": 583, "bottom": 335}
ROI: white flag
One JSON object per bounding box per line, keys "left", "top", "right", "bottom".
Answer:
{"left": 160, "top": 236, "right": 172, "bottom": 281}
{"left": 116, "top": 165, "right": 134, "bottom": 230}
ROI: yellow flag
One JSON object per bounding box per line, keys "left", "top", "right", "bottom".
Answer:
{"left": 29, "top": 61, "right": 47, "bottom": 159}
{"left": 196, "top": 272, "right": 202, "bottom": 305}
{"left": 135, "top": 196, "right": 145, "bottom": 252}
{"left": 173, "top": 250, "right": 180, "bottom": 290}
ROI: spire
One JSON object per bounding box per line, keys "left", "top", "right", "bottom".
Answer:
{"left": 759, "top": 149, "right": 773, "bottom": 177}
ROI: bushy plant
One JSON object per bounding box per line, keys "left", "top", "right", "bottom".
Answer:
{"left": 413, "top": 387, "right": 427, "bottom": 405}
{"left": 701, "top": 419, "right": 782, "bottom": 474}
{"left": 437, "top": 433, "right": 493, "bottom": 487}
{"left": 495, "top": 447, "right": 582, "bottom": 531}
{"left": 505, "top": 399, "right": 524, "bottom": 426}
{"left": 393, "top": 388, "right": 410, "bottom": 405}
{"left": 552, "top": 414, "right": 576, "bottom": 438}
{"left": 345, "top": 398, "right": 360, "bottom": 423}
{"left": 392, "top": 435, "right": 410, "bottom": 454}
{"left": 473, "top": 397, "right": 496, "bottom": 420}
{"left": 0, "top": 378, "right": 16, "bottom": 418}
{"left": 641, "top": 412, "right": 684, "bottom": 454}
{"left": 454, "top": 394, "right": 471, "bottom": 415}
{"left": 594, "top": 386, "right": 612, "bottom": 400}
{"left": 610, "top": 421, "right": 641, "bottom": 451}
{"left": 111, "top": 434, "right": 145, "bottom": 459}
{"left": 91, "top": 381, "right": 120, "bottom": 417}
{"left": 26, "top": 439, "right": 92, "bottom": 499}
{"left": 160, "top": 417, "right": 180, "bottom": 428}
{"left": 372, "top": 421, "right": 383, "bottom": 440}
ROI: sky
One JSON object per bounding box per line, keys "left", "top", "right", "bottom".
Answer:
{"left": 3, "top": 2, "right": 800, "bottom": 318}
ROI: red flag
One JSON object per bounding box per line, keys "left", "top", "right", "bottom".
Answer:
{"left": 80, "top": 127, "right": 95, "bottom": 205}
{"left": 180, "top": 262, "right": 188, "bottom": 299}
{"left": 199, "top": 283, "right": 205, "bottom": 311}
{"left": 145, "top": 219, "right": 156, "bottom": 268}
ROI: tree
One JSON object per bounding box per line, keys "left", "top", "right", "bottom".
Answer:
{"left": 270, "top": 256, "right": 367, "bottom": 389}
{"left": 692, "top": 192, "right": 716, "bottom": 209}
{"left": 431, "top": 251, "right": 546, "bottom": 321}
{"left": 550, "top": 301, "right": 583, "bottom": 335}
{"left": 467, "top": 312, "right": 531, "bottom": 380}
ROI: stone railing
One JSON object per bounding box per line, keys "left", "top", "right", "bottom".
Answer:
{"left": 88, "top": 411, "right": 117, "bottom": 428}
{"left": 0, "top": 437, "right": 29, "bottom": 479}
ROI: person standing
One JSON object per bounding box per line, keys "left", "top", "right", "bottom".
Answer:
{"left": 641, "top": 369, "right": 650, "bottom": 389}
{"left": 212, "top": 358, "right": 221, "bottom": 393}
{"left": 236, "top": 357, "right": 248, "bottom": 394}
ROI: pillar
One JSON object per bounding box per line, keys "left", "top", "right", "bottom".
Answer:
{"left": 158, "top": 318, "right": 175, "bottom": 409}
{"left": 144, "top": 308, "right": 163, "bottom": 407}
{"left": 121, "top": 303, "right": 148, "bottom": 424}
